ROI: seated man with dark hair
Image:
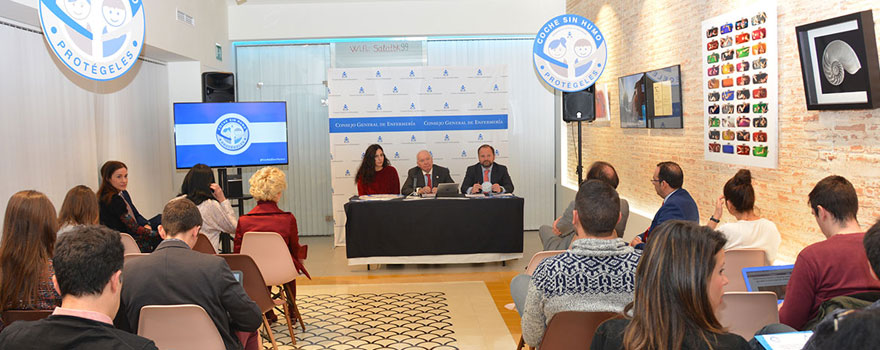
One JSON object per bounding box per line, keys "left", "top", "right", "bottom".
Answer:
{"left": 631, "top": 161, "right": 699, "bottom": 248}
{"left": 115, "top": 198, "right": 261, "bottom": 350}
{"left": 519, "top": 180, "right": 641, "bottom": 346}
{"left": 539, "top": 161, "right": 630, "bottom": 250}
{"left": 780, "top": 175, "right": 880, "bottom": 330}
{"left": 0, "top": 225, "right": 157, "bottom": 349}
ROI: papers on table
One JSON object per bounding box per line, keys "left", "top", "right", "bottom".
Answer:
{"left": 358, "top": 194, "right": 404, "bottom": 201}
{"left": 755, "top": 331, "right": 813, "bottom": 350}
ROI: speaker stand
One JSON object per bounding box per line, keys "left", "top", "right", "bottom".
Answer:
{"left": 217, "top": 168, "right": 253, "bottom": 217}
{"left": 576, "top": 120, "right": 583, "bottom": 185}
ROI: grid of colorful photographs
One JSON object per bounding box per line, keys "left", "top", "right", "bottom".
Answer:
{"left": 703, "top": 3, "right": 778, "bottom": 168}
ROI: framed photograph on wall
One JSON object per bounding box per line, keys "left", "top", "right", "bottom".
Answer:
{"left": 795, "top": 10, "right": 880, "bottom": 110}
{"left": 618, "top": 73, "right": 646, "bottom": 128}
{"left": 644, "top": 65, "right": 684, "bottom": 129}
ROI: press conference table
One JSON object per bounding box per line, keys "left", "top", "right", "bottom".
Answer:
{"left": 344, "top": 196, "right": 524, "bottom": 265}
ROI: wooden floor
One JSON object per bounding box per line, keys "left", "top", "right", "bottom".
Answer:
{"left": 300, "top": 271, "right": 523, "bottom": 342}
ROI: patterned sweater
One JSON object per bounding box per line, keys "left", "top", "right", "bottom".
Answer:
{"left": 521, "top": 237, "right": 641, "bottom": 346}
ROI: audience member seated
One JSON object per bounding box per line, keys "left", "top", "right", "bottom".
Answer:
{"left": 779, "top": 175, "right": 880, "bottom": 330}
{"left": 539, "top": 161, "right": 629, "bottom": 250}
{"left": 0, "top": 190, "right": 62, "bottom": 331}
{"left": 0, "top": 225, "right": 157, "bottom": 349}
{"left": 752, "top": 219, "right": 880, "bottom": 349}
{"left": 97, "top": 161, "right": 161, "bottom": 252}
{"left": 591, "top": 221, "right": 750, "bottom": 350}
{"left": 176, "top": 164, "right": 237, "bottom": 253}
{"left": 460, "top": 144, "right": 514, "bottom": 194}
{"left": 517, "top": 180, "right": 640, "bottom": 347}
{"left": 234, "top": 166, "right": 310, "bottom": 278}
{"left": 707, "top": 169, "right": 781, "bottom": 265}
{"left": 57, "top": 185, "right": 100, "bottom": 236}
{"left": 355, "top": 144, "right": 400, "bottom": 196}
{"left": 115, "top": 198, "right": 261, "bottom": 350}
{"left": 400, "top": 150, "right": 454, "bottom": 195}
{"left": 631, "top": 161, "right": 699, "bottom": 248}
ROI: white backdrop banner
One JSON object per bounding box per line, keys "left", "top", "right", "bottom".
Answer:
{"left": 328, "top": 66, "right": 510, "bottom": 246}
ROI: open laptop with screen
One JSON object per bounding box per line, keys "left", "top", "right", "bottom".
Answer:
{"left": 436, "top": 183, "right": 464, "bottom": 198}
{"left": 742, "top": 264, "right": 795, "bottom": 304}
{"left": 231, "top": 270, "right": 244, "bottom": 286}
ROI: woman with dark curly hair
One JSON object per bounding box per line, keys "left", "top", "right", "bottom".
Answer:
{"left": 355, "top": 144, "right": 399, "bottom": 196}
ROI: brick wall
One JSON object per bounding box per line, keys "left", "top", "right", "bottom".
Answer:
{"left": 564, "top": 0, "right": 880, "bottom": 261}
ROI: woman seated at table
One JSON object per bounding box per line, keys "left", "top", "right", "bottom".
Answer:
{"left": 0, "top": 191, "right": 62, "bottom": 330}
{"left": 591, "top": 220, "right": 750, "bottom": 350}
{"left": 57, "top": 185, "right": 100, "bottom": 236}
{"left": 176, "top": 164, "right": 237, "bottom": 253}
{"left": 97, "top": 161, "right": 161, "bottom": 252}
{"left": 234, "top": 166, "right": 309, "bottom": 278}
{"left": 707, "top": 169, "right": 781, "bottom": 265}
{"left": 355, "top": 144, "right": 399, "bottom": 196}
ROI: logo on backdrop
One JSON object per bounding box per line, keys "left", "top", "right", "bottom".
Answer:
{"left": 533, "top": 14, "right": 607, "bottom": 92}
{"left": 214, "top": 113, "right": 251, "bottom": 155}
{"left": 39, "top": 0, "right": 146, "bottom": 81}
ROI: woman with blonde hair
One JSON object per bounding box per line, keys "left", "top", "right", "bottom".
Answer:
{"left": 0, "top": 191, "right": 62, "bottom": 329}
{"left": 57, "top": 185, "right": 100, "bottom": 236}
{"left": 234, "top": 166, "right": 309, "bottom": 278}
{"left": 591, "top": 220, "right": 749, "bottom": 350}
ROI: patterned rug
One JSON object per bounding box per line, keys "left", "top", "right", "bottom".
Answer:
{"left": 261, "top": 281, "right": 514, "bottom": 350}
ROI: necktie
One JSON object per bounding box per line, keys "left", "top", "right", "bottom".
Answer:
{"left": 426, "top": 173, "right": 432, "bottom": 188}
{"left": 483, "top": 169, "right": 489, "bottom": 182}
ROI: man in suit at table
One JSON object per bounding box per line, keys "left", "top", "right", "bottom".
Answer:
{"left": 401, "top": 150, "right": 454, "bottom": 196}
{"left": 630, "top": 161, "right": 699, "bottom": 248}
{"left": 460, "top": 144, "right": 514, "bottom": 194}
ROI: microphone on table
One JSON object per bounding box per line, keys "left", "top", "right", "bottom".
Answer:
{"left": 411, "top": 177, "right": 418, "bottom": 197}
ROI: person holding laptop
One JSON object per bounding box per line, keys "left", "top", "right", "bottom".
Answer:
{"left": 400, "top": 150, "right": 454, "bottom": 196}
{"left": 779, "top": 176, "right": 880, "bottom": 330}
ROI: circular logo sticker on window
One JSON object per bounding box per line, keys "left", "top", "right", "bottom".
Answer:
{"left": 39, "top": 0, "right": 146, "bottom": 81}
{"left": 533, "top": 15, "right": 607, "bottom": 92}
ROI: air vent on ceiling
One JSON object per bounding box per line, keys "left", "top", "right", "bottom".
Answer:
{"left": 176, "top": 9, "right": 195, "bottom": 26}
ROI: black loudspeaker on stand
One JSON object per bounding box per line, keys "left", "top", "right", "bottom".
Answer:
{"left": 563, "top": 85, "right": 596, "bottom": 185}
{"left": 202, "top": 72, "right": 235, "bottom": 102}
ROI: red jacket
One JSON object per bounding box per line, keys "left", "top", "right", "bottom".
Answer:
{"left": 234, "top": 201, "right": 310, "bottom": 279}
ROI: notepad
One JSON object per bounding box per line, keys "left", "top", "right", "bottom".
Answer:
{"left": 755, "top": 331, "right": 812, "bottom": 350}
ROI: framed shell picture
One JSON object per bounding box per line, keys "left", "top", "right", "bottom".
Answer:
{"left": 795, "top": 10, "right": 880, "bottom": 110}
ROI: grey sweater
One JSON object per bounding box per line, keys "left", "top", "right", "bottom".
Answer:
{"left": 521, "top": 237, "right": 641, "bottom": 346}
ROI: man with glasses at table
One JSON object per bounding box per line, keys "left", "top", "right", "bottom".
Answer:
{"left": 630, "top": 161, "right": 699, "bottom": 248}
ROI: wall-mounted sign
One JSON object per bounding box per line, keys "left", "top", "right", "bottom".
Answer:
{"left": 333, "top": 41, "right": 426, "bottom": 68}
{"left": 533, "top": 14, "right": 607, "bottom": 92}
{"left": 39, "top": 0, "right": 146, "bottom": 81}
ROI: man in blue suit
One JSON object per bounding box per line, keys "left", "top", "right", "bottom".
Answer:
{"left": 631, "top": 161, "right": 699, "bottom": 248}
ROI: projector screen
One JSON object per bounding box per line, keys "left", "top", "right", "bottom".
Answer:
{"left": 173, "top": 102, "right": 289, "bottom": 169}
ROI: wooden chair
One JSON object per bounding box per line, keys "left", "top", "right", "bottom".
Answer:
{"left": 516, "top": 250, "right": 566, "bottom": 350}
{"left": 240, "top": 232, "right": 305, "bottom": 334}
{"left": 538, "top": 311, "right": 621, "bottom": 350}
{"left": 525, "top": 250, "right": 566, "bottom": 276}
{"left": 119, "top": 233, "right": 141, "bottom": 255}
{"left": 137, "top": 304, "right": 224, "bottom": 349}
{"left": 124, "top": 253, "right": 149, "bottom": 265}
{"left": 221, "top": 254, "right": 294, "bottom": 349}
{"left": 723, "top": 249, "right": 767, "bottom": 292}
{"left": 192, "top": 233, "right": 216, "bottom": 254}
{"left": 716, "top": 291, "right": 779, "bottom": 339}
{"left": 1, "top": 309, "right": 53, "bottom": 326}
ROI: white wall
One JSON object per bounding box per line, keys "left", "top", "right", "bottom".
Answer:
{"left": 227, "top": 0, "right": 565, "bottom": 40}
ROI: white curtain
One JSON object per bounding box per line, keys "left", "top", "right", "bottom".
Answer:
{"left": 0, "top": 23, "right": 173, "bottom": 222}
{"left": 427, "top": 39, "right": 556, "bottom": 230}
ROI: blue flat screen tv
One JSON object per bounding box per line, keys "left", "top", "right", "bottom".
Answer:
{"left": 173, "top": 102, "right": 289, "bottom": 169}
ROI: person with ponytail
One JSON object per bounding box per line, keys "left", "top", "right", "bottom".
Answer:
{"left": 707, "top": 169, "right": 781, "bottom": 265}
{"left": 591, "top": 221, "right": 750, "bottom": 350}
